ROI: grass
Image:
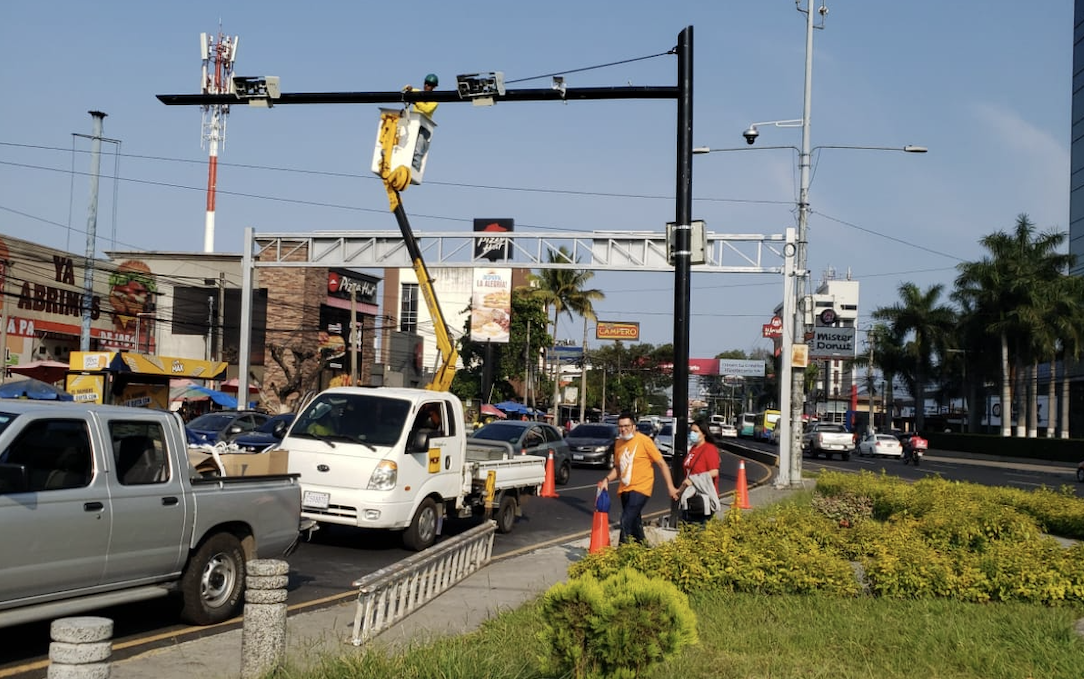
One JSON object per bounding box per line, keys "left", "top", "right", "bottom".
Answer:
{"left": 269, "top": 589, "right": 1084, "bottom": 679}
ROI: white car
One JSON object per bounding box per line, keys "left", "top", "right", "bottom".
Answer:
{"left": 857, "top": 433, "right": 903, "bottom": 458}
{"left": 717, "top": 423, "right": 738, "bottom": 438}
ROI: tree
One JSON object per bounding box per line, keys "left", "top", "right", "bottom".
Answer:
{"left": 955, "top": 214, "right": 1075, "bottom": 437}
{"left": 522, "top": 247, "right": 604, "bottom": 413}
{"left": 872, "top": 283, "right": 956, "bottom": 432}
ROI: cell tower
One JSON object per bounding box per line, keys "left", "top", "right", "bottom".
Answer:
{"left": 199, "top": 28, "right": 238, "bottom": 253}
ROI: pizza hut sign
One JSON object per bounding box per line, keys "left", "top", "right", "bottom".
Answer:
{"left": 327, "top": 271, "right": 378, "bottom": 304}
{"left": 473, "top": 218, "right": 513, "bottom": 262}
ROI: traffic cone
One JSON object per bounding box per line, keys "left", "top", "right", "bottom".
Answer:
{"left": 540, "top": 449, "right": 559, "bottom": 498}
{"left": 734, "top": 460, "right": 751, "bottom": 510}
{"left": 589, "top": 508, "right": 611, "bottom": 553}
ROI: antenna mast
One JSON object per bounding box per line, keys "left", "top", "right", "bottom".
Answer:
{"left": 200, "top": 27, "right": 238, "bottom": 253}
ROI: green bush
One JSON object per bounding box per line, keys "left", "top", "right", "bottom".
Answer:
{"left": 538, "top": 567, "right": 698, "bottom": 679}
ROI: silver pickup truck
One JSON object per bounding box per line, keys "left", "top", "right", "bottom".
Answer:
{"left": 801, "top": 422, "right": 856, "bottom": 461}
{"left": 0, "top": 401, "right": 303, "bottom": 628}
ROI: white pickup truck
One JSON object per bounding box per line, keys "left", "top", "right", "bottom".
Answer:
{"left": 801, "top": 422, "right": 856, "bottom": 461}
{"left": 282, "top": 387, "right": 547, "bottom": 550}
{"left": 0, "top": 401, "right": 303, "bottom": 628}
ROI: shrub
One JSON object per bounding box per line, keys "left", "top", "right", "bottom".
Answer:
{"left": 538, "top": 567, "right": 698, "bottom": 679}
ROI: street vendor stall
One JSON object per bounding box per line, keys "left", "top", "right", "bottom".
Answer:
{"left": 67, "top": 351, "right": 227, "bottom": 409}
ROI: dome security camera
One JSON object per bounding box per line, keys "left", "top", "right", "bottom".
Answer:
{"left": 742, "top": 126, "right": 759, "bottom": 145}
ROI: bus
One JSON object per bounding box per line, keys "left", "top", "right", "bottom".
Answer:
{"left": 737, "top": 412, "right": 756, "bottom": 438}
{"left": 754, "top": 409, "right": 781, "bottom": 441}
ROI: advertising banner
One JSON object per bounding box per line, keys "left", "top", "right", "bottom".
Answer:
{"left": 473, "top": 218, "right": 514, "bottom": 261}
{"left": 806, "top": 327, "right": 856, "bottom": 359}
{"left": 596, "top": 321, "right": 640, "bottom": 341}
{"left": 470, "top": 268, "right": 512, "bottom": 343}
{"left": 717, "top": 359, "right": 766, "bottom": 378}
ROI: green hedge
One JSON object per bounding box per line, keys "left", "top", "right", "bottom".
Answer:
{"left": 570, "top": 471, "right": 1084, "bottom": 606}
{"left": 927, "top": 432, "right": 1082, "bottom": 464}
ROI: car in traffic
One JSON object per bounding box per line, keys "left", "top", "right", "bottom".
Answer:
{"left": 186, "top": 410, "right": 270, "bottom": 446}
{"left": 230, "top": 413, "right": 296, "bottom": 453}
{"left": 655, "top": 422, "right": 675, "bottom": 458}
{"left": 857, "top": 433, "right": 904, "bottom": 458}
{"left": 565, "top": 422, "right": 619, "bottom": 468}
{"left": 470, "top": 420, "right": 573, "bottom": 484}
{"left": 717, "top": 423, "right": 738, "bottom": 438}
{"left": 636, "top": 421, "right": 656, "bottom": 439}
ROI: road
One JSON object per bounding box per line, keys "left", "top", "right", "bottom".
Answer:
{"left": 0, "top": 447, "right": 1077, "bottom": 678}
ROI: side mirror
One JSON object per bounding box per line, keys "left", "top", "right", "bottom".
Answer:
{"left": 228, "top": 424, "right": 243, "bottom": 435}
{"left": 0, "top": 463, "right": 29, "bottom": 494}
{"left": 272, "top": 421, "right": 289, "bottom": 438}
{"left": 409, "top": 429, "right": 431, "bottom": 454}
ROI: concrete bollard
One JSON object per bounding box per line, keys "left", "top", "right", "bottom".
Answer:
{"left": 240, "top": 558, "right": 290, "bottom": 679}
{"left": 48, "top": 616, "right": 113, "bottom": 679}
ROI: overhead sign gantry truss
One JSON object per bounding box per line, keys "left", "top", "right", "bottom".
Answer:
{"left": 249, "top": 230, "right": 789, "bottom": 274}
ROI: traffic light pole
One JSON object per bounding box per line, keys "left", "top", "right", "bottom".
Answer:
{"left": 157, "top": 29, "right": 696, "bottom": 495}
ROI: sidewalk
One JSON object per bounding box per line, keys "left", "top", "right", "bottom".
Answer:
{"left": 109, "top": 481, "right": 803, "bottom": 679}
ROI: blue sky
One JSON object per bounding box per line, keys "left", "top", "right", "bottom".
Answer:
{"left": 0, "top": 1, "right": 1073, "bottom": 359}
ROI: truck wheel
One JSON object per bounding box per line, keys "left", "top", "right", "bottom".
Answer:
{"left": 403, "top": 498, "right": 438, "bottom": 551}
{"left": 496, "top": 495, "right": 517, "bottom": 534}
{"left": 180, "top": 532, "right": 245, "bottom": 625}
{"left": 842, "top": 452, "right": 851, "bottom": 461}
{"left": 556, "top": 461, "right": 571, "bottom": 486}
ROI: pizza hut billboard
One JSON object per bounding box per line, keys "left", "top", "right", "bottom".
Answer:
{"left": 473, "top": 218, "right": 513, "bottom": 262}
{"left": 596, "top": 321, "right": 640, "bottom": 341}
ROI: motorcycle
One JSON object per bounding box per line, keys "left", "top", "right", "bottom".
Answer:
{"left": 902, "top": 433, "right": 928, "bottom": 466}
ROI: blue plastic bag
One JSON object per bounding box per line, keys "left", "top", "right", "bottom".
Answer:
{"left": 595, "top": 486, "right": 611, "bottom": 513}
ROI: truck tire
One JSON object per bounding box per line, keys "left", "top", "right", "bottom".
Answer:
{"left": 403, "top": 497, "right": 438, "bottom": 551}
{"left": 496, "top": 494, "right": 517, "bottom": 534}
{"left": 556, "top": 460, "right": 571, "bottom": 486}
{"left": 179, "top": 532, "right": 245, "bottom": 625}
{"left": 842, "top": 452, "right": 851, "bottom": 461}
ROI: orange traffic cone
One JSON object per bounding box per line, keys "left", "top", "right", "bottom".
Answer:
{"left": 734, "top": 459, "right": 751, "bottom": 509}
{"left": 589, "top": 509, "right": 611, "bottom": 553}
{"left": 540, "top": 449, "right": 559, "bottom": 498}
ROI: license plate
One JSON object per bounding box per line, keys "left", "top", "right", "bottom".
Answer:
{"left": 303, "top": 491, "right": 330, "bottom": 509}
{"left": 573, "top": 454, "right": 584, "bottom": 461}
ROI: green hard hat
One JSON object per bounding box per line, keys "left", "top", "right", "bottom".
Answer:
{"left": 424, "top": 73, "right": 439, "bottom": 86}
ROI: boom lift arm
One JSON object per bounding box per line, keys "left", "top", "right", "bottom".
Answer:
{"left": 376, "top": 111, "right": 458, "bottom": 392}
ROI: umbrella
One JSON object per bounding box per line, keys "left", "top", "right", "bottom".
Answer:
{"left": 495, "top": 400, "right": 528, "bottom": 415}
{"left": 7, "top": 360, "right": 69, "bottom": 384}
{"left": 0, "top": 376, "right": 74, "bottom": 401}
{"left": 219, "top": 377, "right": 261, "bottom": 394}
{"left": 480, "top": 404, "right": 507, "bottom": 419}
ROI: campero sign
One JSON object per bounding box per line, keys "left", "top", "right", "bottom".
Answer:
{"left": 596, "top": 321, "right": 640, "bottom": 341}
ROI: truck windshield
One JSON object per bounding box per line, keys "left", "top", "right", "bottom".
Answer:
{"left": 291, "top": 393, "right": 411, "bottom": 448}
{"left": 0, "top": 412, "right": 15, "bottom": 436}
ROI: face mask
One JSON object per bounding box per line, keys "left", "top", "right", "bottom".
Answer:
{"left": 620, "top": 431, "right": 635, "bottom": 441}
{"left": 688, "top": 431, "right": 701, "bottom": 445}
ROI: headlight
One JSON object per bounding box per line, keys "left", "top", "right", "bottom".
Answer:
{"left": 367, "top": 460, "right": 398, "bottom": 490}
{"left": 593, "top": 446, "right": 608, "bottom": 453}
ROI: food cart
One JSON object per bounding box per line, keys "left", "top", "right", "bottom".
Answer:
{"left": 66, "top": 351, "right": 227, "bottom": 409}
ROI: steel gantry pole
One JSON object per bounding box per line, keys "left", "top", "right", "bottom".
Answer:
{"left": 669, "top": 26, "right": 694, "bottom": 526}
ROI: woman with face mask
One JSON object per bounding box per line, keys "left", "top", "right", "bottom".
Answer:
{"left": 679, "top": 419, "right": 721, "bottom": 525}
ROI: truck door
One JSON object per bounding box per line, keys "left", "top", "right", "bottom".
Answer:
{"left": 403, "top": 400, "right": 460, "bottom": 499}
{"left": 0, "top": 416, "right": 108, "bottom": 601}
{"left": 101, "top": 418, "right": 188, "bottom": 583}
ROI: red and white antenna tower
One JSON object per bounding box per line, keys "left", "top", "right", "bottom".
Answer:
{"left": 199, "top": 27, "right": 238, "bottom": 253}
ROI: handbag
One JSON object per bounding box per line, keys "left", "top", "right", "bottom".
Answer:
{"left": 595, "top": 487, "right": 611, "bottom": 513}
{"left": 685, "top": 492, "right": 706, "bottom": 515}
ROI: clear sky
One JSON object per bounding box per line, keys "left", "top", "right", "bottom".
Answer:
{"left": 0, "top": 1, "right": 1072, "bottom": 359}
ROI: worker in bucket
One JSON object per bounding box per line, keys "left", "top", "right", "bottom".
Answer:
{"left": 403, "top": 73, "right": 439, "bottom": 118}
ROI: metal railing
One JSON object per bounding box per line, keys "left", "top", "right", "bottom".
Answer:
{"left": 350, "top": 520, "right": 497, "bottom": 645}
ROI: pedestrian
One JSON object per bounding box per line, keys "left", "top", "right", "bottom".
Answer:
{"left": 403, "top": 73, "right": 439, "bottom": 118}
{"left": 678, "top": 418, "right": 721, "bottom": 525}
{"left": 597, "top": 411, "right": 679, "bottom": 544}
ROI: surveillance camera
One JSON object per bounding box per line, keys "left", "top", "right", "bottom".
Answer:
{"left": 742, "top": 126, "right": 759, "bottom": 145}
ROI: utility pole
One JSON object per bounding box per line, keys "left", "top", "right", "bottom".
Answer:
{"left": 80, "top": 111, "right": 107, "bottom": 351}
{"left": 217, "top": 273, "right": 226, "bottom": 362}
{"left": 0, "top": 259, "right": 9, "bottom": 383}
{"left": 206, "top": 295, "right": 215, "bottom": 362}
{"left": 350, "top": 288, "right": 358, "bottom": 385}
{"left": 867, "top": 327, "right": 876, "bottom": 434}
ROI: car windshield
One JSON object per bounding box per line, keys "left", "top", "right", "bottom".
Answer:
{"left": 659, "top": 424, "right": 673, "bottom": 436}
{"left": 256, "top": 414, "right": 294, "bottom": 434}
{"left": 636, "top": 423, "right": 654, "bottom": 433}
{"left": 292, "top": 393, "right": 411, "bottom": 447}
{"left": 569, "top": 424, "right": 615, "bottom": 439}
{"left": 188, "top": 413, "right": 235, "bottom": 431}
{"left": 472, "top": 423, "right": 526, "bottom": 444}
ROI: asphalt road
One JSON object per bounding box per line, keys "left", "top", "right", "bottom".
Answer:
{"left": 1, "top": 446, "right": 1076, "bottom": 678}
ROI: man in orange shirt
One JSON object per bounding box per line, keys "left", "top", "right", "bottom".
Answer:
{"left": 597, "top": 412, "right": 679, "bottom": 544}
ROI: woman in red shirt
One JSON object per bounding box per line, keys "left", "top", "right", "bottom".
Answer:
{"left": 680, "top": 418, "right": 720, "bottom": 524}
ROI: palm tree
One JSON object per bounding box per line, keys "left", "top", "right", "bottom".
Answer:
{"left": 872, "top": 283, "right": 956, "bottom": 432}
{"left": 955, "top": 214, "right": 1074, "bottom": 437}
{"left": 523, "top": 247, "right": 604, "bottom": 417}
